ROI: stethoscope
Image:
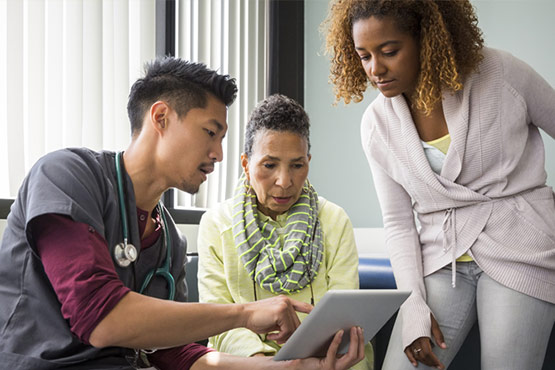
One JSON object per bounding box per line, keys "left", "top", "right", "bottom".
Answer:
{"left": 113, "top": 152, "right": 176, "bottom": 300}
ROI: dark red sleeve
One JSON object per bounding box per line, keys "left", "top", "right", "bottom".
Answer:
{"left": 149, "top": 343, "right": 214, "bottom": 370}
{"left": 31, "top": 213, "right": 130, "bottom": 344}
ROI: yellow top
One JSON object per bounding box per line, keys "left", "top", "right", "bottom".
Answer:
{"left": 426, "top": 133, "right": 451, "bottom": 154}
{"left": 426, "top": 134, "right": 473, "bottom": 262}
{"left": 197, "top": 197, "right": 373, "bottom": 369}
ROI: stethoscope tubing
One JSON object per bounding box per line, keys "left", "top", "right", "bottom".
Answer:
{"left": 115, "top": 151, "right": 175, "bottom": 300}
{"left": 139, "top": 207, "right": 175, "bottom": 300}
{"left": 115, "top": 152, "right": 131, "bottom": 248}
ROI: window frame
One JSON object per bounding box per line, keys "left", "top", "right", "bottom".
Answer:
{"left": 267, "top": 0, "right": 304, "bottom": 105}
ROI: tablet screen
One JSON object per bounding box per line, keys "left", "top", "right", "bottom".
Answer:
{"left": 273, "top": 289, "right": 410, "bottom": 361}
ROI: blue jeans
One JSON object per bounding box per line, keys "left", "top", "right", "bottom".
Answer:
{"left": 382, "top": 262, "right": 555, "bottom": 370}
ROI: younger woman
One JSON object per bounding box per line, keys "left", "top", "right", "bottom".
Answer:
{"left": 323, "top": 1, "right": 555, "bottom": 369}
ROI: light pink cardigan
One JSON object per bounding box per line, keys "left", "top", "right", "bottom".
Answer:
{"left": 361, "top": 47, "right": 555, "bottom": 349}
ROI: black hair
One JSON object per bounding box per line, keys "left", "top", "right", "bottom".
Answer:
{"left": 127, "top": 57, "right": 238, "bottom": 135}
{"left": 244, "top": 94, "right": 310, "bottom": 157}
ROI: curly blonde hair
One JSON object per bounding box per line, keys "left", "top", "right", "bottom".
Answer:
{"left": 322, "top": 0, "right": 484, "bottom": 114}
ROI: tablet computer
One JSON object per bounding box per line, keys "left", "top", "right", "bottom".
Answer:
{"left": 273, "top": 289, "right": 410, "bottom": 361}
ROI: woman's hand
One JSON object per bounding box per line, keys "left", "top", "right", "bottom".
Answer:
{"left": 191, "top": 327, "right": 365, "bottom": 370}
{"left": 404, "top": 315, "right": 447, "bottom": 369}
{"left": 291, "top": 326, "right": 366, "bottom": 370}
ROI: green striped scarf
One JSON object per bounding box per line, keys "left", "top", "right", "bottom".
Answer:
{"left": 232, "top": 176, "right": 323, "bottom": 294}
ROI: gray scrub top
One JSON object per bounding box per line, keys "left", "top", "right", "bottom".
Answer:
{"left": 0, "top": 148, "right": 189, "bottom": 369}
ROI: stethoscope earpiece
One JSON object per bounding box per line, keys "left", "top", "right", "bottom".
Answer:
{"left": 114, "top": 242, "right": 138, "bottom": 267}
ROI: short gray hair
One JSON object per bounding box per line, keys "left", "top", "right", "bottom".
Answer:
{"left": 244, "top": 94, "right": 310, "bottom": 157}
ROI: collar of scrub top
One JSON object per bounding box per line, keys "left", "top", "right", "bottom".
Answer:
{"left": 115, "top": 151, "right": 176, "bottom": 301}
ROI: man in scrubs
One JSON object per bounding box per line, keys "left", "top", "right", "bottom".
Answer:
{"left": 0, "top": 58, "right": 365, "bottom": 370}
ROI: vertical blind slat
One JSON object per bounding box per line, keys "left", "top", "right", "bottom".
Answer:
{"left": 177, "top": 0, "right": 192, "bottom": 62}
{"left": 62, "top": 0, "right": 84, "bottom": 148}
{"left": 102, "top": 0, "right": 116, "bottom": 151}
{"left": 45, "top": 0, "right": 64, "bottom": 153}
{"left": 113, "top": 0, "right": 131, "bottom": 150}
{"left": 129, "top": 0, "right": 155, "bottom": 83}
{"left": 258, "top": 0, "right": 267, "bottom": 103}
{"left": 82, "top": 0, "right": 103, "bottom": 149}
{"left": 6, "top": 0, "right": 25, "bottom": 194}
{"left": 0, "top": 0, "right": 9, "bottom": 196}
{"left": 226, "top": 0, "right": 241, "bottom": 201}
{"left": 24, "top": 0, "right": 45, "bottom": 171}
{"left": 222, "top": 0, "right": 235, "bottom": 200}
{"left": 205, "top": 0, "right": 222, "bottom": 208}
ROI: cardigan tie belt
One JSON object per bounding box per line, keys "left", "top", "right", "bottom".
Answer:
{"left": 439, "top": 186, "right": 551, "bottom": 288}
{"left": 442, "top": 208, "right": 458, "bottom": 288}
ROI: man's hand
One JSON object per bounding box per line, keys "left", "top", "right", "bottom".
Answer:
{"left": 241, "top": 295, "right": 313, "bottom": 344}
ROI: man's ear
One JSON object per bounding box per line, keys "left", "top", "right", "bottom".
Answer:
{"left": 149, "top": 101, "right": 170, "bottom": 134}
{"left": 240, "top": 153, "right": 250, "bottom": 182}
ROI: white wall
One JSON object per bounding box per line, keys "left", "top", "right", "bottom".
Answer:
{"left": 176, "top": 224, "right": 200, "bottom": 254}
{"left": 305, "top": 0, "right": 555, "bottom": 228}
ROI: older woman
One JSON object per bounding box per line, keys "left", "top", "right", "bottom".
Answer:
{"left": 197, "top": 94, "right": 373, "bottom": 370}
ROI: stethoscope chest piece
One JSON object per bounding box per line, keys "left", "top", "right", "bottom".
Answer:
{"left": 114, "top": 242, "right": 138, "bottom": 267}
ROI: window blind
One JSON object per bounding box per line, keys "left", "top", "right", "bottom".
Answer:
{"left": 0, "top": 0, "right": 267, "bottom": 210}
{"left": 0, "top": 0, "right": 156, "bottom": 198}
{"left": 173, "top": 0, "right": 268, "bottom": 210}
